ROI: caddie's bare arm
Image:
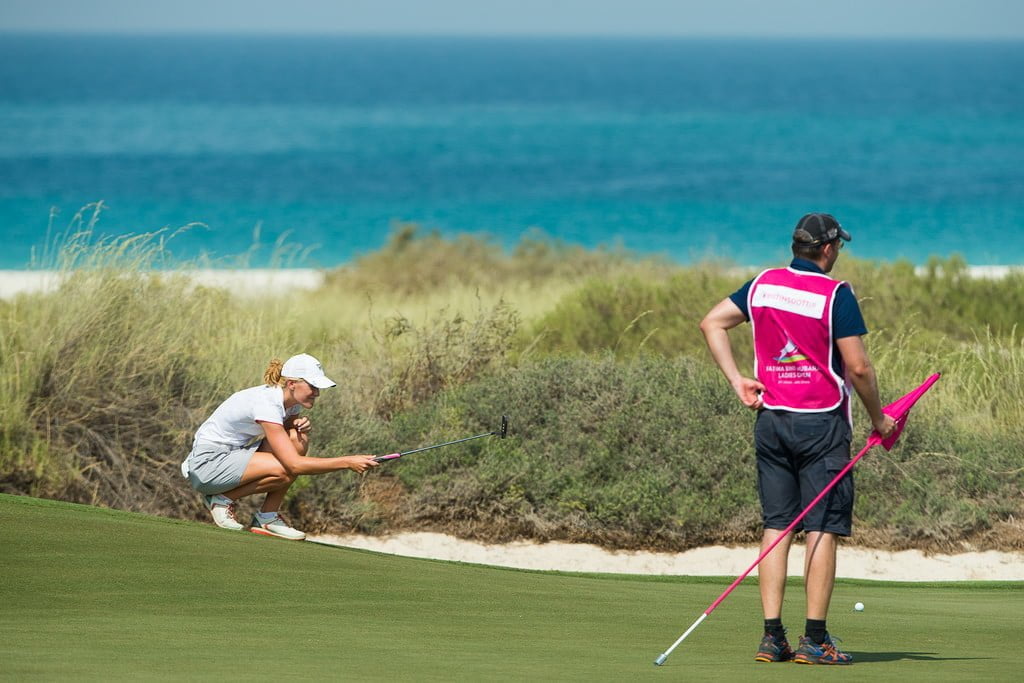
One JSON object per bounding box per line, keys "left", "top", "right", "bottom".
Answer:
{"left": 260, "top": 421, "right": 379, "bottom": 474}
{"left": 835, "top": 335, "right": 896, "bottom": 438}
{"left": 700, "top": 298, "right": 765, "bottom": 410}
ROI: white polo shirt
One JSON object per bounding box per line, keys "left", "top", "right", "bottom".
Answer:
{"left": 181, "top": 385, "right": 301, "bottom": 477}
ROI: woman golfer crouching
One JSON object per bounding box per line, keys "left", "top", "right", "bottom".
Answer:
{"left": 180, "top": 353, "right": 378, "bottom": 540}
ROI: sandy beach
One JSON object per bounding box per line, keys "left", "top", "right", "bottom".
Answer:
{"left": 0, "top": 268, "right": 325, "bottom": 299}
{"left": 313, "top": 531, "right": 1024, "bottom": 581}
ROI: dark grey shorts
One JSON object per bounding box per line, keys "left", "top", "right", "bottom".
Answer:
{"left": 754, "top": 409, "right": 854, "bottom": 536}
{"left": 185, "top": 441, "right": 259, "bottom": 495}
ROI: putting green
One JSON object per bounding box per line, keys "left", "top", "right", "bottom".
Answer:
{"left": 1, "top": 493, "right": 1019, "bottom": 680}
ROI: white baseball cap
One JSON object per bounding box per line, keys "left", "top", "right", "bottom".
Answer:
{"left": 281, "top": 353, "right": 336, "bottom": 389}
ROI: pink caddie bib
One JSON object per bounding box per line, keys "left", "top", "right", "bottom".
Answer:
{"left": 748, "top": 267, "right": 848, "bottom": 412}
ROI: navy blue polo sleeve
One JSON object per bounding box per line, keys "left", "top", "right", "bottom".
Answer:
{"left": 833, "top": 284, "right": 868, "bottom": 338}
{"left": 728, "top": 279, "right": 753, "bottom": 320}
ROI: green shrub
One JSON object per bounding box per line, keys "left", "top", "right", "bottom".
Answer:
{"left": 321, "top": 224, "right": 670, "bottom": 297}
{"left": 525, "top": 266, "right": 755, "bottom": 359}
{"left": 303, "top": 349, "right": 1024, "bottom": 552}
{"left": 364, "top": 299, "right": 520, "bottom": 419}
{"left": 304, "top": 354, "right": 762, "bottom": 550}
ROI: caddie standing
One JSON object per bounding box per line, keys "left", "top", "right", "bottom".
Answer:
{"left": 699, "top": 213, "right": 896, "bottom": 665}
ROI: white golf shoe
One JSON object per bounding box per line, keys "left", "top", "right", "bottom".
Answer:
{"left": 250, "top": 513, "right": 306, "bottom": 541}
{"left": 203, "top": 494, "right": 244, "bottom": 531}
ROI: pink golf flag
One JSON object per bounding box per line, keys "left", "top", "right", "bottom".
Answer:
{"left": 873, "top": 372, "right": 941, "bottom": 451}
{"left": 653, "top": 372, "right": 942, "bottom": 666}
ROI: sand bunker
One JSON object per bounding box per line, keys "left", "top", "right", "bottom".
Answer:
{"left": 313, "top": 532, "right": 1023, "bottom": 581}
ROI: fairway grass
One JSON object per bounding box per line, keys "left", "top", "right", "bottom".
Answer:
{"left": 1, "top": 494, "right": 1021, "bottom": 681}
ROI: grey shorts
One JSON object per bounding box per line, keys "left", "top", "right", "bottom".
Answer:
{"left": 754, "top": 408, "right": 854, "bottom": 536}
{"left": 186, "top": 441, "right": 259, "bottom": 495}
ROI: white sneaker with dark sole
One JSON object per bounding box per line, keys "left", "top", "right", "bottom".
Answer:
{"left": 203, "top": 494, "right": 244, "bottom": 531}
{"left": 250, "top": 514, "right": 306, "bottom": 541}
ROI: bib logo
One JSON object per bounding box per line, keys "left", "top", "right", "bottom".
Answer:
{"left": 774, "top": 338, "right": 807, "bottom": 363}
{"left": 751, "top": 284, "right": 826, "bottom": 318}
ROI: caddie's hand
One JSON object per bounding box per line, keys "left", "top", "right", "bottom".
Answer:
{"left": 292, "top": 416, "right": 312, "bottom": 434}
{"left": 874, "top": 414, "right": 897, "bottom": 439}
{"left": 732, "top": 377, "right": 765, "bottom": 410}
{"left": 344, "top": 455, "right": 380, "bottom": 474}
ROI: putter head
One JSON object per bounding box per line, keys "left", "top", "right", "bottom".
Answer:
{"left": 498, "top": 415, "right": 508, "bottom": 439}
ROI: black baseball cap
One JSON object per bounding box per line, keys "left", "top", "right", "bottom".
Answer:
{"left": 792, "top": 213, "right": 852, "bottom": 246}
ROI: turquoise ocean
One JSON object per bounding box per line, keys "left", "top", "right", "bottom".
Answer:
{"left": 1, "top": 35, "right": 1022, "bottom": 269}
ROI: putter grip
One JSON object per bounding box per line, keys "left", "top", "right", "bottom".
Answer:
{"left": 373, "top": 453, "right": 401, "bottom": 463}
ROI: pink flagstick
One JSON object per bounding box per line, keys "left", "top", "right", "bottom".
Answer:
{"left": 877, "top": 372, "right": 941, "bottom": 451}
{"left": 654, "top": 373, "right": 941, "bottom": 666}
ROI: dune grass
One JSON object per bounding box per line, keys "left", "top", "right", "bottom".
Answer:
{"left": 1, "top": 226, "right": 1023, "bottom": 553}
{"left": 2, "top": 493, "right": 1021, "bottom": 681}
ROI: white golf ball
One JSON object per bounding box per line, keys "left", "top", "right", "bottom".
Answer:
{"left": 854, "top": 602, "right": 865, "bottom": 611}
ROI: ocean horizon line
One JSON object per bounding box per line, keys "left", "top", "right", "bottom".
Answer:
{"left": 2, "top": 31, "right": 1022, "bottom": 43}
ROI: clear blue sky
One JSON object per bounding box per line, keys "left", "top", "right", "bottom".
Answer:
{"left": 1, "top": 0, "right": 1022, "bottom": 38}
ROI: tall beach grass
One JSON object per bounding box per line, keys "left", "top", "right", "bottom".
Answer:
{"left": 2, "top": 224, "right": 1022, "bottom": 552}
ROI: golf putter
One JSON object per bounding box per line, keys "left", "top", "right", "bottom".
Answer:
{"left": 373, "top": 415, "right": 509, "bottom": 463}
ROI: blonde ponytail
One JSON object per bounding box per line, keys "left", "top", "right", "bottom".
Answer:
{"left": 263, "top": 358, "right": 285, "bottom": 387}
